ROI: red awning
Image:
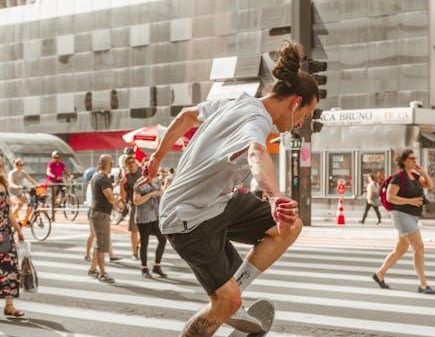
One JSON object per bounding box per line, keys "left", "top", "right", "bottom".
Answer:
{"left": 67, "top": 131, "right": 131, "bottom": 152}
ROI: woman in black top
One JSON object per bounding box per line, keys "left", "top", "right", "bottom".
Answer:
{"left": 373, "top": 150, "right": 434, "bottom": 294}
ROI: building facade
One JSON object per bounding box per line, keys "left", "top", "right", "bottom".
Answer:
{"left": 0, "top": 0, "right": 431, "bottom": 169}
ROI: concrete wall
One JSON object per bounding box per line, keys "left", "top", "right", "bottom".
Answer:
{"left": 0, "top": 0, "right": 430, "bottom": 135}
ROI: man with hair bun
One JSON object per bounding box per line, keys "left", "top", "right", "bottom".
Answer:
{"left": 147, "top": 41, "right": 319, "bottom": 337}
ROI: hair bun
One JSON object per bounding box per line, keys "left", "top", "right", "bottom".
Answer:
{"left": 272, "top": 41, "right": 304, "bottom": 87}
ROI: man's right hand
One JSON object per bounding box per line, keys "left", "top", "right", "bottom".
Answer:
{"left": 146, "top": 153, "right": 160, "bottom": 179}
{"left": 269, "top": 196, "right": 299, "bottom": 235}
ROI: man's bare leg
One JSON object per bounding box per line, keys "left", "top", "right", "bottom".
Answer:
{"left": 247, "top": 219, "right": 302, "bottom": 272}
{"left": 180, "top": 278, "right": 241, "bottom": 337}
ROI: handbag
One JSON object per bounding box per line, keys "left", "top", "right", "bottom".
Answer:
{"left": 0, "top": 232, "right": 11, "bottom": 254}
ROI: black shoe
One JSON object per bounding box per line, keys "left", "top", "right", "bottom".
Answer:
{"left": 142, "top": 268, "right": 152, "bottom": 279}
{"left": 418, "top": 285, "right": 435, "bottom": 294}
{"left": 358, "top": 220, "right": 364, "bottom": 224}
{"left": 372, "top": 273, "right": 390, "bottom": 289}
{"left": 152, "top": 265, "right": 167, "bottom": 278}
{"left": 110, "top": 256, "right": 122, "bottom": 262}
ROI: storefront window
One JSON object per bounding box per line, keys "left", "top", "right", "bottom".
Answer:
{"left": 360, "top": 153, "right": 386, "bottom": 194}
{"left": 311, "top": 152, "right": 321, "bottom": 196}
{"left": 328, "top": 152, "right": 352, "bottom": 196}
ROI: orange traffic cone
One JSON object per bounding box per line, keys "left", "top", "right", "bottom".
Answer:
{"left": 336, "top": 198, "right": 345, "bottom": 225}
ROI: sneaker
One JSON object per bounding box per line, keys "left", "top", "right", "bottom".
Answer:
{"left": 377, "top": 222, "right": 382, "bottom": 226}
{"left": 131, "top": 255, "right": 139, "bottom": 261}
{"left": 98, "top": 273, "right": 115, "bottom": 283}
{"left": 110, "top": 256, "right": 122, "bottom": 262}
{"left": 227, "top": 306, "right": 264, "bottom": 333}
{"left": 418, "top": 285, "right": 435, "bottom": 295}
{"left": 88, "top": 269, "right": 99, "bottom": 278}
{"left": 142, "top": 268, "right": 152, "bottom": 279}
{"left": 152, "top": 265, "right": 167, "bottom": 278}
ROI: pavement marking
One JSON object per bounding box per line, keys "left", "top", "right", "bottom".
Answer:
{"left": 14, "top": 301, "right": 301, "bottom": 337}
{"left": 273, "top": 310, "right": 435, "bottom": 337}
{"left": 0, "top": 323, "right": 102, "bottom": 337}
{"left": 44, "top": 248, "right": 435, "bottom": 279}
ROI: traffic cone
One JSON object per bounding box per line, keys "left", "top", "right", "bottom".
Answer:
{"left": 336, "top": 198, "right": 345, "bottom": 225}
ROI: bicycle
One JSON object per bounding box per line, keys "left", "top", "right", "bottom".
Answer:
{"left": 16, "top": 186, "right": 52, "bottom": 241}
{"left": 50, "top": 180, "right": 80, "bottom": 222}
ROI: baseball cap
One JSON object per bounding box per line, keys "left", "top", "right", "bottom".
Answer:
{"left": 51, "top": 151, "right": 61, "bottom": 158}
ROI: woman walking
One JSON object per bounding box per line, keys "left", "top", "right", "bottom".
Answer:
{"left": 373, "top": 150, "right": 434, "bottom": 294}
{"left": 133, "top": 173, "right": 167, "bottom": 279}
{"left": 0, "top": 158, "right": 25, "bottom": 316}
{"left": 359, "top": 174, "right": 382, "bottom": 225}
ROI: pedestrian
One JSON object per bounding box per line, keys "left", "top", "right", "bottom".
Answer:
{"left": 8, "top": 158, "right": 38, "bottom": 225}
{"left": 120, "top": 156, "right": 142, "bottom": 260}
{"left": 162, "top": 168, "right": 175, "bottom": 191}
{"left": 0, "top": 158, "right": 25, "bottom": 317}
{"left": 83, "top": 167, "right": 121, "bottom": 263}
{"left": 133, "top": 173, "right": 167, "bottom": 279}
{"left": 373, "top": 150, "right": 434, "bottom": 294}
{"left": 359, "top": 174, "right": 382, "bottom": 225}
{"left": 88, "top": 155, "right": 122, "bottom": 283}
{"left": 46, "top": 151, "right": 71, "bottom": 221}
{"left": 147, "top": 41, "right": 319, "bottom": 335}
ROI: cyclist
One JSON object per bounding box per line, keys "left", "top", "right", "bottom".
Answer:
{"left": 8, "top": 158, "right": 38, "bottom": 225}
{"left": 46, "top": 151, "right": 71, "bottom": 221}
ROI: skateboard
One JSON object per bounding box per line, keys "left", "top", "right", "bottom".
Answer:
{"left": 228, "top": 299, "right": 275, "bottom": 337}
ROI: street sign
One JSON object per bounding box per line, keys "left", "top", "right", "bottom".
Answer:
{"left": 336, "top": 180, "right": 346, "bottom": 195}
{"left": 291, "top": 138, "right": 302, "bottom": 150}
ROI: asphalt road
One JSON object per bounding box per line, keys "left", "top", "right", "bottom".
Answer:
{"left": 0, "top": 221, "right": 434, "bottom": 337}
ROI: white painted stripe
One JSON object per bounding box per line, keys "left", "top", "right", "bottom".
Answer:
{"left": 0, "top": 324, "right": 101, "bottom": 337}
{"left": 38, "top": 271, "right": 199, "bottom": 294}
{"left": 55, "top": 248, "right": 435, "bottom": 278}
{"left": 38, "top": 285, "right": 203, "bottom": 311}
{"left": 23, "top": 284, "right": 435, "bottom": 337}
{"left": 15, "top": 301, "right": 300, "bottom": 337}
{"left": 38, "top": 280, "right": 435, "bottom": 318}
{"left": 33, "top": 253, "right": 423, "bottom": 286}
{"left": 274, "top": 310, "right": 435, "bottom": 337}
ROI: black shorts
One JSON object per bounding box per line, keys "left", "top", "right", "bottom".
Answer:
{"left": 166, "top": 191, "right": 276, "bottom": 296}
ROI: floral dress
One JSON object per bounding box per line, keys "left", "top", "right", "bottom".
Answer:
{"left": 0, "top": 191, "right": 20, "bottom": 298}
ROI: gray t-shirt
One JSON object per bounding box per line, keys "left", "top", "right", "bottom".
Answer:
{"left": 134, "top": 180, "right": 160, "bottom": 224}
{"left": 159, "top": 93, "right": 273, "bottom": 234}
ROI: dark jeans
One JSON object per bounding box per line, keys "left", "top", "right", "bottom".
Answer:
{"left": 361, "top": 202, "right": 381, "bottom": 223}
{"left": 137, "top": 221, "right": 166, "bottom": 268}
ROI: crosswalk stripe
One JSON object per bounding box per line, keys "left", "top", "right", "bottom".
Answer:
{"left": 33, "top": 256, "right": 423, "bottom": 286}
{"left": 34, "top": 261, "right": 435, "bottom": 319}
{"left": 0, "top": 324, "right": 101, "bottom": 337}
{"left": 273, "top": 310, "right": 435, "bottom": 337}
{"left": 108, "top": 240, "right": 435, "bottom": 259}
{"left": 33, "top": 248, "right": 435, "bottom": 280}
{"left": 14, "top": 301, "right": 301, "bottom": 337}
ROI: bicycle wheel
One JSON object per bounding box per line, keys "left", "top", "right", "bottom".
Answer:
{"left": 63, "top": 194, "right": 79, "bottom": 221}
{"left": 31, "top": 210, "right": 52, "bottom": 241}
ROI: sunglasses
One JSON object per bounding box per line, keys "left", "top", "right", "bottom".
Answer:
{"left": 17, "top": 163, "right": 24, "bottom": 166}
{"left": 408, "top": 156, "right": 417, "bottom": 161}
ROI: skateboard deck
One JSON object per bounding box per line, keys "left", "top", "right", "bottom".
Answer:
{"left": 228, "top": 300, "right": 275, "bottom": 337}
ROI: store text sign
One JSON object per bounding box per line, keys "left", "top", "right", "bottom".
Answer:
{"left": 321, "top": 108, "right": 413, "bottom": 126}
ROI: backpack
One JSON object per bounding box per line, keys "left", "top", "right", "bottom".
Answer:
{"left": 379, "top": 170, "right": 417, "bottom": 211}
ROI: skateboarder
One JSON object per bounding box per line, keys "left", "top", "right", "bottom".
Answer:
{"left": 147, "top": 41, "right": 319, "bottom": 337}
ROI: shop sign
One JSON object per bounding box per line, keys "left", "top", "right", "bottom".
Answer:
{"left": 321, "top": 108, "right": 413, "bottom": 126}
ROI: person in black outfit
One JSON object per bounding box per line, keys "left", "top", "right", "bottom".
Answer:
{"left": 133, "top": 174, "right": 167, "bottom": 279}
{"left": 373, "top": 150, "right": 434, "bottom": 294}
{"left": 120, "top": 156, "right": 142, "bottom": 260}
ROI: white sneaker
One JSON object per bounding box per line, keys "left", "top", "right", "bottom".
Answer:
{"left": 226, "top": 306, "right": 264, "bottom": 333}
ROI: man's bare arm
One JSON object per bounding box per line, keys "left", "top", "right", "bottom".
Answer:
{"left": 148, "top": 106, "right": 200, "bottom": 177}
